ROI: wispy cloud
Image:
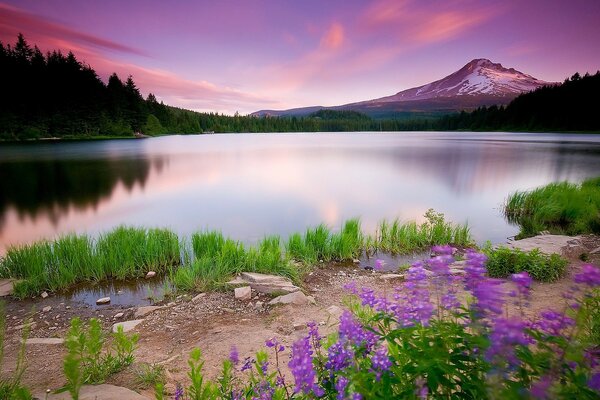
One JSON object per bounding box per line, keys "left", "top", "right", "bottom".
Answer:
{"left": 0, "top": 2, "right": 145, "bottom": 55}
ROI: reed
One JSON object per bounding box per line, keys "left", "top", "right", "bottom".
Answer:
{"left": 504, "top": 177, "right": 600, "bottom": 238}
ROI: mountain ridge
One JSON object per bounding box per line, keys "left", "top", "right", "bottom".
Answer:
{"left": 253, "top": 59, "right": 557, "bottom": 118}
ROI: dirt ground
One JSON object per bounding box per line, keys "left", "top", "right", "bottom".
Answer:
{"left": 1, "top": 235, "right": 599, "bottom": 398}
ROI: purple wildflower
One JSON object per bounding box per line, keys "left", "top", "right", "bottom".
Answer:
{"left": 351, "top": 394, "right": 363, "bottom": 400}
{"left": 371, "top": 346, "right": 392, "bottom": 380}
{"left": 574, "top": 264, "right": 600, "bottom": 287}
{"left": 530, "top": 375, "right": 553, "bottom": 399}
{"left": 174, "top": 383, "right": 184, "bottom": 400}
{"left": 265, "top": 337, "right": 285, "bottom": 352}
{"left": 471, "top": 279, "right": 505, "bottom": 316}
{"left": 288, "top": 336, "right": 324, "bottom": 396}
{"left": 344, "top": 281, "right": 358, "bottom": 294}
{"left": 359, "top": 287, "right": 377, "bottom": 308}
{"left": 485, "top": 317, "right": 532, "bottom": 368}
{"left": 339, "top": 311, "right": 378, "bottom": 350}
{"left": 307, "top": 321, "right": 322, "bottom": 348}
{"left": 252, "top": 380, "right": 274, "bottom": 400}
{"left": 241, "top": 357, "right": 254, "bottom": 372}
{"left": 511, "top": 272, "right": 532, "bottom": 297}
{"left": 335, "top": 376, "right": 349, "bottom": 400}
{"left": 415, "top": 377, "right": 428, "bottom": 399}
{"left": 432, "top": 244, "right": 454, "bottom": 255}
{"left": 326, "top": 340, "right": 355, "bottom": 371}
{"left": 464, "top": 250, "right": 488, "bottom": 291}
{"left": 399, "top": 263, "right": 434, "bottom": 326}
{"left": 229, "top": 346, "right": 239, "bottom": 365}
{"left": 534, "top": 310, "right": 575, "bottom": 337}
{"left": 588, "top": 372, "right": 600, "bottom": 392}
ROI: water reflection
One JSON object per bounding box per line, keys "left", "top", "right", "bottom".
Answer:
{"left": 1, "top": 133, "right": 599, "bottom": 252}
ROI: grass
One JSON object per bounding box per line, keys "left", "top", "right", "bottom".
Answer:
{"left": 483, "top": 245, "right": 568, "bottom": 282}
{"left": 1, "top": 210, "right": 473, "bottom": 296}
{"left": 504, "top": 176, "right": 600, "bottom": 239}
{"left": 0, "top": 226, "right": 181, "bottom": 299}
{"left": 0, "top": 302, "right": 33, "bottom": 399}
{"left": 134, "top": 363, "right": 166, "bottom": 389}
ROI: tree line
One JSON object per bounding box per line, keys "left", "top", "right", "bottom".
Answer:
{"left": 1, "top": 34, "right": 597, "bottom": 140}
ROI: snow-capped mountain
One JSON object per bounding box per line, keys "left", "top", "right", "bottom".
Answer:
{"left": 252, "top": 59, "right": 556, "bottom": 117}
{"left": 362, "top": 58, "right": 550, "bottom": 103}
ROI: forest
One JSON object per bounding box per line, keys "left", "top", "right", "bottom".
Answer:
{"left": 1, "top": 34, "right": 598, "bottom": 140}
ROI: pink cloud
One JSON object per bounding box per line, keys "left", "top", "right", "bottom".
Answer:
{"left": 320, "top": 22, "right": 345, "bottom": 50}
{"left": 0, "top": 3, "right": 145, "bottom": 55}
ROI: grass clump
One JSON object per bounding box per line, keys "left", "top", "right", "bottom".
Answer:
{"left": 504, "top": 177, "right": 600, "bottom": 238}
{"left": 135, "top": 363, "right": 166, "bottom": 389}
{"left": 0, "top": 226, "right": 181, "bottom": 299}
{"left": 484, "top": 245, "right": 568, "bottom": 282}
{"left": 374, "top": 209, "right": 472, "bottom": 254}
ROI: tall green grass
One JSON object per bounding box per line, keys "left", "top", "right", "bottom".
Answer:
{"left": 504, "top": 177, "right": 600, "bottom": 238}
{"left": 0, "top": 227, "right": 181, "bottom": 299}
{"left": 1, "top": 211, "right": 473, "bottom": 296}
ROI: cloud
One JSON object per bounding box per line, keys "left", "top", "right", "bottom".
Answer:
{"left": 0, "top": 2, "right": 145, "bottom": 55}
{"left": 320, "top": 22, "right": 345, "bottom": 50}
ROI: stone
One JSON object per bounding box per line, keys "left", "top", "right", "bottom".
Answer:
{"left": 293, "top": 322, "right": 305, "bottom": 330}
{"left": 326, "top": 305, "right": 343, "bottom": 319}
{"left": 450, "top": 260, "right": 467, "bottom": 269}
{"left": 268, "top": 291, "right": 310, "bottom": 306}
{"left": 255, "top": 301, "right": 264, "bottom": 309}
{"left": 222, "top": 307, "right": 235, "bottom": 313}
{"left": 353, "top": 259, "right": 360, "bottom": 264}
{"left": 235, "top": 286, "right": 252, "bottom": 301}
{"left": 41, "top": 291, "right": 49, "bottom": 299}
{"left": 38, "top": 384, "right": 149, "bottom": 399}
{"left": 0, "top": 279, "right": 19, "bottom": 297}
{"left": 145, "top": 271, "right": 156, "bottom": 279}
{"left": 306, "top": 295, "right": 317, "bottom": 305}
{"left": 114, "top": 312, "right": 124, "bottom": 319}
{"left": 42, "top": 306, "right": 52, "bottom": 312}
{"left": 506, "top": 235, "right": 584, "bottom": 257}
{"left": 228, "top": 272, "right": 300, "bottom": 295}
{"left": 12, "top": 322, "right": 36, "bottom": 331}
{"left": 134, "top": 306, "right": 164, "bottom": 318}
{"left": 96, "top": 297, "right": 111, "bottom": 305}
{"left": 591, "top": 246, "right": 600, "bottom": 255}
{"left": 379, "top": 273, "right": 404, "bottom": 281}
{"left": 449, "top": 268, "right": 466, "bottom": 275}
{"left": 192, "top": 293, "right": 206, "bottom": 302}
{"left": 112, "top": 319, "right": 144, "bottom": 333}
{"left": 25, "top": 338, "right": 64, "bottom": 345}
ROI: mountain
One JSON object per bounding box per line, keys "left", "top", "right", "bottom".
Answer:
{"left": 253, "top": 59, "right": 556, "bottom": 118}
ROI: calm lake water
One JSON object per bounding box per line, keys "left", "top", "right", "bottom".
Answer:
{"left": 2, "top": 132, "right": 600, "bottom": 253}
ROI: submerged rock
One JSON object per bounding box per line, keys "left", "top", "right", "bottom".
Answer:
{"left": 96, "top": 297, "right": 111, "bottom": 305}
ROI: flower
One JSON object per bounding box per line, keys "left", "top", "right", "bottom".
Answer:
{"left": 374, "top": 259, "right": 385, "bottom": 270}
{"left": 335, "top": 376, "right": 349, "bottom": 400}
{"left": 174, "top": 383, "right": 184, "bottom": 400}
{"left": 574, "top": 264, "right": 600, "bottom": 287}
{"left": 241, "top": 357, "right": 254, "bottom": 372}
{"left": 530, "top": 375, "right": 553, "bottom": 399}
{"left": 511, "top": 272, "right": 532, "bottom": 298}
{"left": 471, "top": 279, "right": 505, "bottom": 316}
{"left": 415, "top": 377, "right": 428, "bottom": 399}
{"left": 326, "top": 340, "right": 355, "bottom": 371}
{"left": 534, "top": 310, "right": 575, "bottom": 337}
{"left": 486, "top": 317, "right": 533, "bottom": 367}
{"left": 288, "top": 336, "right": 324, "bottom": 396}
{"left": 588, "top": 372, "right": 600, "bottom": 392}
{"left": 229, "top": 346, "right": 239, "bottom": 365}
{"left": 371, "top": 346, "right": 392, "bottom": 380}
{"left": 265, "top": 337, "right": 284, "bottom": 352}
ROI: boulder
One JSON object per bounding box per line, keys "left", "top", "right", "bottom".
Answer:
{"left": 506, "top": 235, "right": 584, "bottom": 257}
{"left": 112, "top": 319, "right": 144, "bottom": 333}
{"left": 234, "top": 286, "right": 252, "bottom": 301}
{"left": 228, "top": 272, "right": 301, "bottom": 295}
{"left": 39, "top": 384, "right": 149, "bottom": 399}
{"left": 134, "top": 306, "right": 164, "bottom": 318}
{"left": 268, "top": 291, "right": 310, "bottom": 306}
{"left": 96, "top": 297, "right": 111, "bottom": 305}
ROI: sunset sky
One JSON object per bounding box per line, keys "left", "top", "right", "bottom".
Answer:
{"left": 1, "top": 0, "right": 599, "bottom": 115}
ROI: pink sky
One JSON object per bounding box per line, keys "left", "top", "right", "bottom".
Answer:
{"left": 1, "top": 0, "right": 599, "bottom": 114}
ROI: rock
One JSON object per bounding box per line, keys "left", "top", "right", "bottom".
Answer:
{"left": 326, "top": 305, "right": 343, "bottom": 319}
{"left": 293, "top": 322, "right": 305, "bottom": 330}
{"left": 306, "top": 295, "right": 317, "bottom": 305}
{"left": 379, "top": 273, "right": 404, "bottom": 281}
{"left": 235, "top": 286, "right": 252, "bottom": 301}
{"left": 112, "top": 319, "right": 144, "bottom": 333}
{"left": 228, "top": 272, "right": 300, "bottom": 295}
{"left": 192, "top": 293, "right": 206, "bottom": 302}
{"left": 591, "top": 247, "right": 600, "bottom": 255}
{"left": 25, "top": 338, "right": 64, "bottom": 345}
{"left": 134, "top": 306, "right": 164, "bottom": 318}
{"left": 114, "top": 312, "right": 124, "bottom": 319}
{"left": 449, "top": 268, "right": 466, "bottom": 275}
{"left": 450, "top": 260, "right": 467, "bottom": 269}
{"left": 268, "top": 291, "right": 310, "bottom": 306}
{"left": 65, "top": 306, "right": 71, "bottom": 309}
{"left": 145, "top": 271, "right": 156, "bottom": 279}
{"left": 353, "top": 259, "right": 360, "bottom": 264}
{"left": 41, "top": 291, "right": 48, "bottom": 299}
{"left": 506, "top": 235, "right": 584, "bottom": 257}
{"left": 96, "top": 297, "right": 111, "bottom": 305}
{"left": 38, "top": 384, "right": 148, "bottom": 399}
{"left": 167, "top": 302, "right": 176, "bottom": 307}
{"left": 42, "top": 306, "right": 52, "bottom": 312}
{"left": 12, "top": 322, "right": 36, "bottom": 331}
{"left": 255, "top": 301, "right": 264, "bottom": 309}
{"left": 222, "top": 307, "right": 235, "bottom": 313}
{"left": 0, "top": 279, "right": 19, "bottom": 297}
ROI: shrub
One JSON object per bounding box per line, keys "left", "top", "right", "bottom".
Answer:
{"left": 484, "top": 245, "right": 568, "bottom": 282}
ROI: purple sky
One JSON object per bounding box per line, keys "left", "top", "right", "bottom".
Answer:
{"left": 1, "top": 0, "right": 599, "bottom": 114}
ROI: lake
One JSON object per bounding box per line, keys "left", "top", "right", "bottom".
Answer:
{"left": 2, "top": 132, "right": 600, "bottom": 253}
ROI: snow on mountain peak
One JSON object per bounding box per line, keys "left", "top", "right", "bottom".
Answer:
{"left": 370, "top": 59, "right": 553, "bottom": 104}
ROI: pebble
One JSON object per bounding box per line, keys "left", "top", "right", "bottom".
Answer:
{"left": 114, "top": 312, "right": 124, "bottom": 319}
{"left": 146, "top": 271, "right": 157, "bottom": 279}
{"left": 41, "top": 291, "right": 48, "bottom": 299}
{"left": 42, "top": 306, "right": 52, "bottom": 313}
{"left": 96, "top": 297, "right": 111, "bottom": 305}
